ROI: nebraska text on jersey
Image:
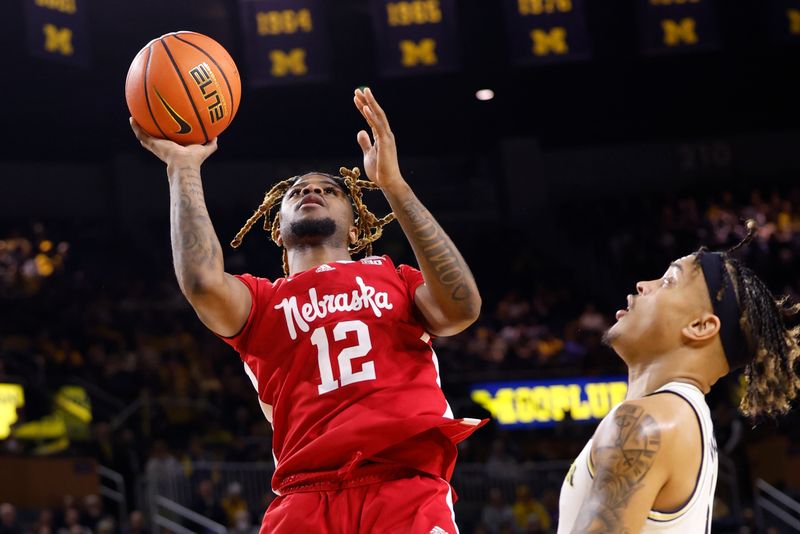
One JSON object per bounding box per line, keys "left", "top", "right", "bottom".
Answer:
{"left": 274, "top": 275, "right": 394, "bottom": 340}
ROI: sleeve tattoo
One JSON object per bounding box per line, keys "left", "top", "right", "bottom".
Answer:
{"left": 170, "top": 167, "right": 224, "bottom": 290}
{"left": 399, "top": 197, "right": 473, "bottom": 303}
{"left": 572, "top": 404, "right": 662, "bottom": 534}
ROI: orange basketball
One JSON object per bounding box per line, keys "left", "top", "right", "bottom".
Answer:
{"left": 125, "top": 31, "right": 241, "bottom": 146}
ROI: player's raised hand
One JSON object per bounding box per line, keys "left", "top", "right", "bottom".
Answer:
{"left": 130, "top": 117, "right": 218, "bottom": 169}
{"left": 354, "top": 88, "right": 404, "bottom": 192}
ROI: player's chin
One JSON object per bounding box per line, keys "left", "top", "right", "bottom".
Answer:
{"left": 601, "top": 323, "right": 622, "bottom": 347}
{"left": 288, "top": 216, "right": 338, "bottom": 240}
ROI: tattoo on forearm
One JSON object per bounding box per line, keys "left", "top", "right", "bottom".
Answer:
{"left": 573, "top": 404, "right": 662, "bottom": 534}
{"left": 169, "top": 167, "right": 223, "bottom": 290}
{"left": 399, "top": 197, "right": 474, "bottom": 303}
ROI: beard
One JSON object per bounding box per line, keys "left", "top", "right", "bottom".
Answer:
{"left": 289, "top": 217, "right": 337, "bottom": 240}
{"left": 601, "top": 328, "right": 619, "bottom": 347}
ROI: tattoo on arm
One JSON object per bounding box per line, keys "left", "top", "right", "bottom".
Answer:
{"left": 169, "top": 166, "right": 224, "bottom": 292}
{"left": 398, "top": 195, "right": 476, "bottom": 304}
{"left": 572, "top": 404, "right": 662, "bottom": 534}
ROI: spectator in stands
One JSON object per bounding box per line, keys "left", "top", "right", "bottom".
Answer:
{"left": 56, "top": 508, "right": 89, "bottom": 534}
{"left": 560, "top": 323, "right": 588, "bottom": 366}
{"left": 496, "top": 292, "right": 530, "bottom": 323}
{"left": 32, "top": 509, "right": 54, "bottom": 533}
{"left": 221, "top": 482, "right": 249, "bottom": 527}
{"left": 230, "top": 509, "right": 258, "bottom": 534}
{"left": 0, "top": 503, "right": 21, "bottom": 534}
{"left": 184, "top": 434, "right": 211, "bottom": 464}
{"left": 82, "top": 494, "right": 105, "bottom": 531}
{"left": 534, "top": 328, "right": 564, "bottom": 366}
{"left": 466, "top": 326, "right": 493, "bottom": 361}
{"left": 181, "top": 434, "right": 213, "bottom": 481}
{"left": 480, "top": 487, "right": 515, "bottom": 533}
{"left": 577, "top": 303, "right": 608, "bottom": 334}
{"left": 511, "top": 485, "right": 551, "bottom": 532}
{"left": 144, "top": 439, "right": 182, "bottom": 491}
{"left": 94, "top": 518, "right": 115, "bottom": 534}
{"left": 486, "top": 439, "right": 521, "bottom": 481}
{"left": 540, "top": 489, "right": 559, "bottom": 531}
{"left": 121, "top": 511, "right": 146, "bottom": 534}
{"left": 192, "top": 479, "right": 227, "bottom": 526}
{"left": 53, "top": 496, "right": 73, "bottom": 532}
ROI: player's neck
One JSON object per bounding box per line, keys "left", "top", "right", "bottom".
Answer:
{"left": 625, "top": 351, "right": 712, "bottom": 399}
{"left": 286, "top": 244, "right": 352, "bottom": 275}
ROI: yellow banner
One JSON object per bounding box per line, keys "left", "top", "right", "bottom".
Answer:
{"left": 0, "top": 384, "right": 25, "bottom": 439}
{"left": 471, "top": 378, "right": 627, "bottom": 427}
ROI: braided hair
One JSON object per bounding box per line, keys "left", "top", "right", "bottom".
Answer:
{"left": 698, "top": 220, "right": 800, "bottom": 418}
{"left": 230, "top": 167, "right": 395, "bottom": 275}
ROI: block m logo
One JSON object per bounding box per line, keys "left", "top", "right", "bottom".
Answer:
{"left": 399, "top": 38, "right": 438, "bottom": 67}
{"left": 269, "top": 48, "right": 308, "bottom": 77}
{"left": 661, "top": 18, "right": 698, "bottom": 46}
{"left": 530, "top": 27, "right": 569, "bottom": 56}
{"left": 43, "top": 24, "right": 74, "bottom": 56}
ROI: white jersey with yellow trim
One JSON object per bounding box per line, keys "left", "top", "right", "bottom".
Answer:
{"left": 557, "top": 381, "right": 718, "bottom": 533}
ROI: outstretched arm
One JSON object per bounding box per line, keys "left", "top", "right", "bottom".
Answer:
{"left": 130, "top": 119, "right": 251, "bottom": 337}
{"left": 353, "top": 88, "right": 481, "bottom": 336}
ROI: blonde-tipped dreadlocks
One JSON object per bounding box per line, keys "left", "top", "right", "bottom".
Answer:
{"left": 695, "top": 219, "right": 800, "bottom": 419}
{"left": 230, "top": 167, "right": 396, "bottom": 275}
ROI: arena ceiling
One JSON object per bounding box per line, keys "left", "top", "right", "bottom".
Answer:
{"left": 4, "top": 0, "right": 798, "bottom": 162}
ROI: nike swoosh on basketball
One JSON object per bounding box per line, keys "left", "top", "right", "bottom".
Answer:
{"left": 154, "top": 87, "right": 192, "bottom": 134}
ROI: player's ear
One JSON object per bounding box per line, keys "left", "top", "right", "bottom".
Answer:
{"left": 275, "top": 228, "right": 283, "bottom": 247}
{"left": 348, "top": 225, "right": 358, "bottom": 246}
{"left": 682, "top": 312, "right": 720, "bottom": 342}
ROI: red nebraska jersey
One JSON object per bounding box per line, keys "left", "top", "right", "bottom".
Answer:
{"left": 220, "top": 256, "right": 485, "bottom": 495}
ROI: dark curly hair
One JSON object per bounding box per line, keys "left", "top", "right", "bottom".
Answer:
{"left": 230, "top": 167, "right": 395, "bottom": 275}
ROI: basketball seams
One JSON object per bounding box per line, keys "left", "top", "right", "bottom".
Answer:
{"left": 159, "top": 36, "right": 210, "bottom": 144}
{"left": 173, "top": 33, "right": 238, "bottom": 127}
{"left": 143, "top": 44, "right": 168, "bottom": 139}
{"left": 127, "top": 31, "right": 239, "bottom": 145}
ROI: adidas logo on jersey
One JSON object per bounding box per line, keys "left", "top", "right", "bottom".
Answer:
{"left": 360, "top": 257, "right": 383, "bottom": 266}
{"left": 315, "top": 264, "right": 336, "bottom": 273}
{"left": 429, "top": 527, "right": 448, "bottom": 534}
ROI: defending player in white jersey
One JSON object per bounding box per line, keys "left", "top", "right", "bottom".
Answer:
{"left": 559, "top": 223, "right": 800, "bottom": 533}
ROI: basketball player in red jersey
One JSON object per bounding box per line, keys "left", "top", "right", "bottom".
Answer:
{"left": 130, "top": 87, "right": 485, "bottom": 533}
{"left": 558, "top": 230, "right": 800, "bottom": 533}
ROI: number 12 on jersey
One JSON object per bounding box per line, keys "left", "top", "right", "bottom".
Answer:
{"left": 311, "top": 320, "right": 376, "bottom": 395}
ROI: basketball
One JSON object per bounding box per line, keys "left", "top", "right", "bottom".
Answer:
{"left": 125, "top": 31, "right": 241, "bottom": 146}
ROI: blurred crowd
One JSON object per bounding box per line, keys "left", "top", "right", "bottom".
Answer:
{"left": 0, "top": 223, "right": 68, "bottom": 298}
{"left": 1, "top": 184, "right": 800, "bottom": 533}
{"left": 0, "top": 497, "right": 144, "bottom": 534}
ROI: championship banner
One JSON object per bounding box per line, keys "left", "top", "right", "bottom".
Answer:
{"left": 503, "top": 0, "right": 591, "bottom": 65}
{"left": 637, "top": 0, "right": 720, "bottom": 55}
{"left": 239, "top": 0, "right": 330, "bottom": 86}
{"left": 471, "top": 376, "right": 627, "bottom": 429}
{"left": 767, "top": 0, "right": 800, "bottom": 43}
{"left": 370, "top": 0, "right": 460, "bottom": 77}
{"left": 24, "top": 0, "right": 90, "bottom": 67}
